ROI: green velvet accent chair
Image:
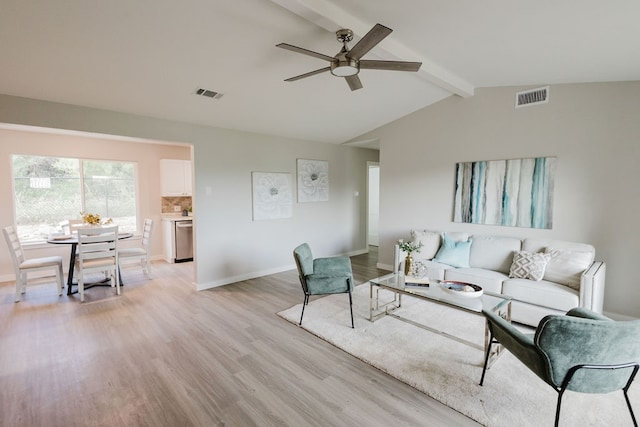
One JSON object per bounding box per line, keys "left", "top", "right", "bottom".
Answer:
{"left": 293, "top": 243, "right": 354, "bottom": 328}
{"left": 481, "top": 307, "right": 640, "bottom": 426}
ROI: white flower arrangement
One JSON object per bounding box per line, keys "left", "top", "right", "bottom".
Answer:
{"left": 397, "top": 239, "right": 423, "bottom": 255}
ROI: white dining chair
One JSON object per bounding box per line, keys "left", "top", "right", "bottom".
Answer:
{"left": 66, "top": 219, "right": 85, "bottom": 235}
{"left": 75, "top": 225, "right": 120, "bottom": 302}
{"left": 118, "top": 218, "right": 153, "bottom": 278}
{"left": 3, "top": 225, "right": 64, "bottom": 302}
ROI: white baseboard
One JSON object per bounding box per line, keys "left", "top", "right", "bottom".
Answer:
{"left": 196, "top": 247, "right": 370, "bottom": 291}
{"left": 603, "top": 310, "right": 638, "bottom": 321}
{"left": 377, "top": 262, "right": 393, "bottom": 271}
{"left": 196, "top": 264, "right": 296, "bottom": 291}
{"left": 344, "top": 248, "right": 369, "bottom": 257}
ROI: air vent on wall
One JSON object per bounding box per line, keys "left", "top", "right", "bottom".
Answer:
{"left": 194, "top": 87, "right": 224, "bottom": 99}
{"left": 515, "top": 86, "right": 549, "bottom": 108}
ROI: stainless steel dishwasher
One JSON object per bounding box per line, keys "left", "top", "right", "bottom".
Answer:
{"left": 174, "top": 220, "right": 193, "bottom": 262}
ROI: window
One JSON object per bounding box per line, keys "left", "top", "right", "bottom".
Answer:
{"left": 12, "top": 155, "right": 137, "bottom": 242}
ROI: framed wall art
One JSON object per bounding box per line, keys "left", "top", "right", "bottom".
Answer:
{"left": 453, "top": 157, "right": 556, "bottom": 229}
{"left": 252, "top": 172, "right": 293, "bottom": 220}
{"left": 297, "top": 159, "right": 329, "bottom": 203}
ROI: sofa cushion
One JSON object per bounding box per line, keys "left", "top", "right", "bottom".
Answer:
{"left": 543, "top": 248, "right": 595, "bottom": 290}
{"left": 509, "top": 250, "right": 552, "bottom": 281}
{"left": 413, "top": 260, "right": 453, "bottom": 281}
{"left": 434, "top": 233, "right": 472, "bottom": 268}
{"left": 444, "top": 268, "right": 505, "bottom": 294}
{"left": 469, "top": 235, "right": 522, "bottom": 274}
{"left": 502, "top": 278, "right": 579, "bottom": 312}
{"left": 522, "top": 238, "right": 595, "bottom": 255}
{"left": 410, "top": 230, "right": 441, "bottom": 260}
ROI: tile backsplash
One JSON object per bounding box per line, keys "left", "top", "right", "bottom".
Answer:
{"left": 161, "top": 196, "right": 192, "bottom": 213}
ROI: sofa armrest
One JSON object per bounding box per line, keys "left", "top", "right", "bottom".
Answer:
{"left": 393, "top": 244, "right": 403, "bottom": 274}
{"left": 579, "top": 261, "right": 606, "bottom": 313}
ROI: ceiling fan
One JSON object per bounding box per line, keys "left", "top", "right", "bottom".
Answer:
{"left": 276, "top": 23, "right": 422, "bottom": 91}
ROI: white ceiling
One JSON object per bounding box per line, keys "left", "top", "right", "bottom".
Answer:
{"left": 1, "top": 0, "right": 638, "bottom": 146}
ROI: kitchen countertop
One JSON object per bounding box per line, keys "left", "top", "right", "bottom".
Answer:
{"left": 161, "top": 214, "right": 194, "bottom": 221}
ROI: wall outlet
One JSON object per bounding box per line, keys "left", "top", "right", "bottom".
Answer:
{"left": 173, "top": 205, "right": 181, "bottom": 212}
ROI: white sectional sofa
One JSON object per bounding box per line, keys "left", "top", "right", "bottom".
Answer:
{"left": 394, "top": 230, "right": 606, "bottom": 327}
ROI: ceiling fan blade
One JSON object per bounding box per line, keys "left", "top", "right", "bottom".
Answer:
{"left": 284, "top": 67, "right": 331, "bottom": 82}
{"left": 347, "top": 23, "right": 393, "bottom": 60}
{"left": 276, "top": 43, "right": 335, "bottom": 62}
{"left": 345, "top": 75, "right": 363, "bottom": 91}
{"left": 359, "top": 60, "right": 422, "bottom": 72}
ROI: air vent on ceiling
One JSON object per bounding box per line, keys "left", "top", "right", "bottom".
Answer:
{"left": 194, "top": 87, "right": 224, "bottom": 99}
{"left": 515, "top": 86, "right": 549, "bottom": 108}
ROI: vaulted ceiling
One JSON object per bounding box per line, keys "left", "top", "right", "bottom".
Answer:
{"left": 1, "top": 0, "right": 638, "bottom": 146}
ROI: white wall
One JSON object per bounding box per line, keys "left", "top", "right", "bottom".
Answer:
{"left": 0, "top": 95, "right": 378, "bottom": 289}
{"left": 190, "top": 128, "right": 378, "bottom": 288}
{"left": 352, "top": 82, "right": 640, "bottom": 319}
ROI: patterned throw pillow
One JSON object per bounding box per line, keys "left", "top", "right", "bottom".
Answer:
{"left": 509, "top": 250, "right": 552, "bottom": 281}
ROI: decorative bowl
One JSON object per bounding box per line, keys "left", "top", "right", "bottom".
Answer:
{"left": 440, "top": 281, "right": 483, "bottom": 298}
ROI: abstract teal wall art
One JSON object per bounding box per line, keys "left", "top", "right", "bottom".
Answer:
{"left": 453, "top": 157, "right": 556, "bottom": 229}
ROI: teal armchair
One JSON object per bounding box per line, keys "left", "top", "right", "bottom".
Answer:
{"left": 481, "top": 307, "right": 640, "bottom": 426}
{"left": 293, "top": 243, "right": 354, "bottom": 328}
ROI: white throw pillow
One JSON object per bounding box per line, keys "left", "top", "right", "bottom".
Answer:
{"left": 509, "top": 250, "right": 551, "bottom": 281}
{"left": 410, "top": 230, "right": 441, "bottom": 260}
{"left": 543, "top": 247, "right": 595, "bottom": 290}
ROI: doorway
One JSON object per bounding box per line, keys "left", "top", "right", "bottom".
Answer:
{"left": 367, "top": 162, "right": 380, "bottom": 248}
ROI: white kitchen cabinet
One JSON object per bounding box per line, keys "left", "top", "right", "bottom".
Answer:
{"left": 160, "top": 159, "right": 192, "bottom": 196}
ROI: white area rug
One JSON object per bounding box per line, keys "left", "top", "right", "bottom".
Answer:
{"left": 278, "top": 284, "right": 638, "bottom": 426}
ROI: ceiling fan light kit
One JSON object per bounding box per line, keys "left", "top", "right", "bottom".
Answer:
{"left": 277, "top": 23, "right": 422, "bottom": 91}
{"left": 330, "top": 59, "right": 359, "bottom": 77}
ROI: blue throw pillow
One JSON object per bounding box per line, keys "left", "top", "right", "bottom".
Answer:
{"left": 434, "top": 233, "right": 472, "bottom": 268}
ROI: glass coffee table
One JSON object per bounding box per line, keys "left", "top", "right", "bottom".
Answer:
{"left": 369, "top": 273, "right": 511, "bottom": 366}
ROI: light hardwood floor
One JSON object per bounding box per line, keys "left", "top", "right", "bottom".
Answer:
{"left": 0, "top": 248, "right": 480, "bottom": 426}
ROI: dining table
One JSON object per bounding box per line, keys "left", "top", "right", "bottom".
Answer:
{"left": 47, "top": 232, "right": 133, "bottom": 295}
